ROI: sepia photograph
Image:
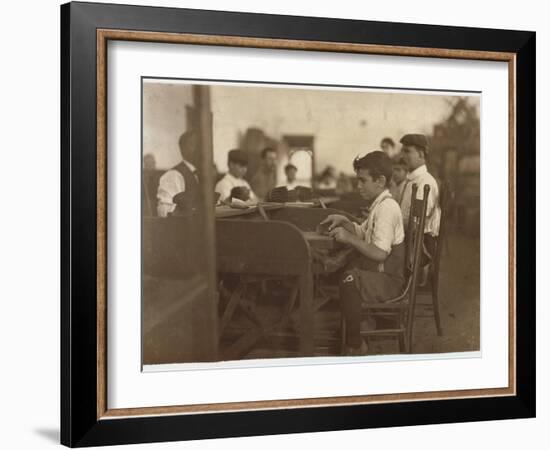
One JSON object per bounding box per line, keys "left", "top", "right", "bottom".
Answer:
{"left": 57, "top": 2, "right": 535, "bottom": 445}
{"left": 141, "top": 79, "right": 481, "bottom": 367}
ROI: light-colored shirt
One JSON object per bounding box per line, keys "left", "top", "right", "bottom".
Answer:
{"left": 352, "top": 189, "right": 405, "bottom": 255}
{"left": 156, "top": 160, "right": 196, "bottom": 218}
{"left": 215, "top": 173, "right": 257, "bottom": 203}
{"left": 400, "top": 164, "right": 441, "bottom": 236}
{"left": 283, "top": 181, "right": 299, "bottom": 190}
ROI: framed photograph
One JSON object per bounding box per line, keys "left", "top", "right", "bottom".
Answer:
{"left": 61, "top": 1, "right": 535, "bottom": 447}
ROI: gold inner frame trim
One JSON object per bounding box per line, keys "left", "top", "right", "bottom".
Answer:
{"left": 96, "top": 28, "right": 517, "bottom": 420}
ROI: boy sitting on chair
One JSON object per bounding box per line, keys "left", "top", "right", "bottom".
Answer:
{"left": 320, "top": 151, "right": 405, "bottom": 356}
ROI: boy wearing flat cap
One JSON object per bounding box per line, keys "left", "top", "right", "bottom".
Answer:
{"left": 215, "top": 149, "right": 258, "bottom": 204}
{"left": 399, "top": 134, "right": 441, "bottom": 263}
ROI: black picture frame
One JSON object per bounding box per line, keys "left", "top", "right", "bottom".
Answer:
{"left": 61, "top": 1, "right": 535, "bottom": 447}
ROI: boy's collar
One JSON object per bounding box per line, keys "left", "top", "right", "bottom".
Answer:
{"left": 367, "top": 189, "right": 391, "bottom": 212}
{"left": 227, "top": 171, "right": 242, "bottom": 180}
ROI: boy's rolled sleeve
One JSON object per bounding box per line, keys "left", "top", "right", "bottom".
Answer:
{"left": 371, "top": 215, "right": 393, "bottom": 254}
{"left": 353, "top": 222, "right": 366, "bottom": 240}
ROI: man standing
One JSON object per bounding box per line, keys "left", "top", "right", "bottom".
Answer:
{"left": 250, "top": 147, "right": 278, "bottom": 201}
{"left": 156, "top": 131, "right": 200, "bottom": 217}
{"left": 399, "top": 134, "right": 441, "bottom": 260}
{"left": 215, "top": 149, "right": 257, "bottom": 204}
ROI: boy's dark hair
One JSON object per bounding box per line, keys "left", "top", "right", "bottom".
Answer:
{"left": 380, "top": 137, "right": 395, "bottom": 147}
{"left": 353, "top": 151, "right": 393, "bottom": 188}
{"left": 284, "top": 163, "right": 297, "bottom": 173}
{"left": 227, "top": 149, "right": 248, "bottom": 166}
{"left": 261, "top": 147, "right": 276, "bottom": 159}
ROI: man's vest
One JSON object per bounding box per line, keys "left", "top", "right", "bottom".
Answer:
{"left": 172, "top": 161, "right": 200, "bottom": 214}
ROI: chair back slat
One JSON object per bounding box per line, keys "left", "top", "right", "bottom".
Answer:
{"left": 404, "top": 184, "right": 419, "bottom": 273}
{"left": 405, "top": 183, "right": 430, "bottom": 351}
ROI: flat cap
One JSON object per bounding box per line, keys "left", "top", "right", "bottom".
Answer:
{"left": 400, "top": 134, "right": 429, "bottom": 150}
{"left": 228, "top": 149, "right": 248, "bottom": 165}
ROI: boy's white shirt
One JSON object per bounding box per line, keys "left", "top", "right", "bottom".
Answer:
{"left": 352, "top": 189, "right": 405, "bottom": 254}
{"left": 214, "top": 172, "right": 258, "bottom": 203}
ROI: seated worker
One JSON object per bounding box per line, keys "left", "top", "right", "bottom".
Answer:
{"left": 389, "top": 155, "right": 408, "bottom": 204}
{"left": 157, "top": 131, "right": 200, "bottom": 217}
{"left": 283, "top": 163, "right": 299, "bottom": 190}
{"left": 215, "top": 149, "right": 258, "bottom": 204}
{"left": 398, "top": 134, "right": 441, "bottom": 265}
{"left": 320, "top": 151, "right": 405, "bottom": 356}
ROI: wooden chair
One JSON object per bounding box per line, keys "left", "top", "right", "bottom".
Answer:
{"left": 341, "top": 184, "right": 430, "bottom": 354}
{"left": 416, "top": 180, "right": 453, "bottom": 336}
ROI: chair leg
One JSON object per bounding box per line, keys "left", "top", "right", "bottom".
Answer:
{"left": 406, "top": 310, "right": 414, "bottom": 354}
{"left": 398, "top": 333, "right": 406, "bottom": 353}
{"left": 340, "top": 315, "right": 346, "bottom": 355}
{"left": 406, "top": 334, "right": 413, "bottom": 354}
{"left": 431, "top": 279, "right": 443, "bottom": 336}
{"left": 397, "top": 310, "right": 406, "bottom": 353}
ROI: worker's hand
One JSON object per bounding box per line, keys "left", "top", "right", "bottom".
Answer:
{"left": 319, "top": 214, "right": 350, "bottom": 232}
{"left": 329, "top": 226, "right": 353, "bottom": 244}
